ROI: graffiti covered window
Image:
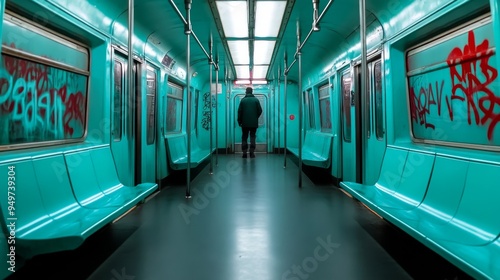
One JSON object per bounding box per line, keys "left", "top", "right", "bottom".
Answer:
{"left": 319, "top": 84, "right": 332, "bottom": 133}
{"left": 406, "top": 15, "right": 499, "bottom": 148}
{"left": 342, "top": 72, "right": 352, "bottom": 142}
{"left": 166, "top": 82, "right": 183, "bottom": 133}
{"left": 146, "top": 68, "right": 157, "bottom": 144}
{"left": 0, "top": 15, "right": 89, "bottom": 148}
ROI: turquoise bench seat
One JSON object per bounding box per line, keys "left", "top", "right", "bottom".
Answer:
{"left": 0, "top": 146, "right": 157, "bottom": 259}
{"left": 165, "top": 133, "right": 213, "bottom": 170}
{"left": 341, "top": 147, "right": 500, "bottom": 279}
{"left": 288, "top": 131, "right": 332, "bottom": 168}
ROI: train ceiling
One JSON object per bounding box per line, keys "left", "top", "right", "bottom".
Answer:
{"left": 7, "top": 0, "right": 464, "bottom": 84}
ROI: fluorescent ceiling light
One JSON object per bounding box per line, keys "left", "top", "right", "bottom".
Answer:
{"left": 228, "top": 41, "right": 250, "bottom": 64}
{"left": 216, "top": 1, "right": 248, "bottom": 38}
{"left": 254, "top": 41, "right": 275, "bottom": 65}
{"left": 235, "top": 80, "right": 250, "bottom": 85}
{"left": 235, "top": 65, "right": 250, "bottom": 78}
{"left": 255, "top": 1, "right": 287, "bottom": 37}
{"left": 252, "top": 65, "right": 269, "bottom": 79}
{"left": 252, "top": 80, "right": 268, "bottom": 85}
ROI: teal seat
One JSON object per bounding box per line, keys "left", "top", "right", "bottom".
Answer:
{"left": 89, "top": 146, "right": 157, "bottom": 204}
{"left": 341, "top": 149, "right": 500, "bottom": 279}
{"left": 288, "top": 131, "right": 332, "bottom": 168}
{"left": 0, "top": 156, "right": 117, "bottom": 258}
{"left": 64, "top": 150, "right": 120, "bottom": 208}
{"left": 346, "top": 148, "right": 435, "bottom": 211}
{"left": 0, "top": 146, "right": 157, "bottom": 259}
{"left": 165, "top": 133, "right": 212, "bottom": 170}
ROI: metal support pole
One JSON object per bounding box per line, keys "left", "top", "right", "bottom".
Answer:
{"left": 185, "top": 0, "right": 192, "bottom": 198}
{"left": 297, "top": 20, "right": 303, "bottom": 188}
{"left": 284, "top": 0, "right": 335, "bottom": 74}
{"left": 225, "top": 68, "right": 230, "bottom": 154}
{"left": 169, "top": 0, "right": 212, "bottom": 63}
{"left": 277, "top": 67, "right": 281, "bottom": 154}
{"left": 283, "top": 52, "right": 288, "bottom": 168}
{"left": 128, "top": 0, "right": 135, "bottom": 180}
{"left": 209, "top": 36, "right": 213, "bottom": 175}
{"left": 215, "top": 56, "right": 219, "bottom": 166}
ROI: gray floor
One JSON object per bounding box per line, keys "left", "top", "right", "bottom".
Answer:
{"left": 9, "top": 155, "right": 471, "bottom": 280}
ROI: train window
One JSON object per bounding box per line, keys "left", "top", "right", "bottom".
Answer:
{"left": 113, "top": 62, "right": 123, "bottom": 141}
{"left": 0, "top": 12, "right": 89, "bottom": 148}
{"left": 309, "top": 90, "right": 315, "bottom": 129}
{"left": 146, "top": 67, "right": 157, "bottom": 144}
{"left": 319, "top": 84, "right": 332, "bottom": 133}
{"left": 194, "top": 89, "right": 200, "bottom": 135}
{"left": 342, "top": 72, "right": 352, "bottom": 142}
{"left": 366, "top": 64, "right": 372, "bottom": 139}
{"left": 166, "top": 82, "right": 183, "bottom": 133}
{"left": 304, "top": 89, "right": 314, "bottom": 129}
{"left": 406, "top": 14, "right": 499, "bottom": 148}
{"left": 374, "top": 61, "right": 384, "bottom": 139}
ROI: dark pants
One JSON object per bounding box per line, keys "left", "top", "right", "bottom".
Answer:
{"left": 242, "top": 127, "right": 257, "bottom": 153}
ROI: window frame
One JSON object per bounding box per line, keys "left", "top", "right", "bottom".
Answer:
{"left": 0, "top": 11, "right": 90, "bottom": 151}
{"left": 166, "top": 81, "right": 183, "bottom": 134}
{"left": 318, "top": 83, "right": 332, "bottom": 133}
{"left": 405, "top": 13, "right": 499, "bottom": 151}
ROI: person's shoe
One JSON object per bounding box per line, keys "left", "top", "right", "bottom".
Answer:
{"left": 250, "top": 153, "right": 255, "bottom": 158}
{"left": 242, "top": 153, "right": 247, "bottom": 158}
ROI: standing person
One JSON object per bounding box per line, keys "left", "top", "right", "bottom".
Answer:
{"left": 237, "top": 87, "right": 263, "bottom": 158}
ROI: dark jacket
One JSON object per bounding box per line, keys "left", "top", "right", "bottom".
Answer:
{"left": 237, "top": 93, "right": 263, "bottom": 128}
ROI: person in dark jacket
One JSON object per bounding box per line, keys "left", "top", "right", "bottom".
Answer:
{"left": 237, "top": 87, "right": 263, "bottom": 158}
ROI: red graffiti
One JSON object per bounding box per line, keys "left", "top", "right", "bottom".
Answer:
{"left": 0, "top": 51, "right": 87, "bottom": 139}
{"left": 447, "top": 30, "right": 500, "bottom": 140}
{"left": 409, "top": 80, "right": 445, "bottom": 130}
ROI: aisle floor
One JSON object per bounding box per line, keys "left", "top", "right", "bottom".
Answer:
{"left": 10, "top": 155, "right": 471, "bottom": 279}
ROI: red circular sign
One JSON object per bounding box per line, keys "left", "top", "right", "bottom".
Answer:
{"left": 289, "top": 114, "right": 295, "bottom": 120}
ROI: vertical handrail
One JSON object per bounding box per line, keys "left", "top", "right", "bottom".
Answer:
{"left": 277, "top": 67, "right": 281, "bottom": 154}
{"left": 185, "top": 0, "right": 192, "bottom": 198}
{"left": 226, "top": 68, "right": 230, "bottom": 154}
{"left": 283, "top": 52, "right": 288, "bottom": 168}
{"left": 209, "top": 36, "right": 213, "bottom": 175}
{"left": 297, "top": 20, "right": 303, "bottom": 188}
{"left": 215, "top": 56, "right": 219, "bottom": 166}
{"left": 359, "top": 0, "right": 367, "bottom": 184}
{"left": 128, "top": 0, "right": 135, "bottom": 182}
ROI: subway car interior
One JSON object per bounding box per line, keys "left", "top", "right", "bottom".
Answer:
{"left": 0, "top": 0, "right": 499, "bottom": 279}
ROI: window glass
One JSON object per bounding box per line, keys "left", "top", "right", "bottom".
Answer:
{"left": 166, "top": 82, "right": 183, "bottom": 133}
{"left": 319, "top": 84, "right": 332, "bottom": 133}
{"left": 0, "top": 54, "right": 88, "bottom": 145}
{"left": 194, "top": 89, "right": 199, "bottom": 135}
{"left": 374, "top": 61, "right": 384, "bottom": 139}
{"left": 0, "top": 15, "right": 89, "bottom": 148}
{"left": 146, "top": 68, "right": 157, "bottom": 144}
{"left": 366, "top": 65, "right": 372, "bottom": 138}
{"left": 113, "top": 61, "right": 123, "bottom": 141}
{"left": 342, "top": 73, "right": 352, "bottom": 142}
{"left": 406, "top": 15, "right": 499, "bottom": 147}
{"left": 308, "top": 90, "right": 315, "bottom": 129}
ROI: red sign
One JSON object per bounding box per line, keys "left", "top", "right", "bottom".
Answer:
{"left": 289, "top": 114, "right": 295, "bottom": 120}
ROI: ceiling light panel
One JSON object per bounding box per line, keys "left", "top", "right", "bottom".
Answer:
{"left": 235, "top": 65, "right": 250, "bottom": 78}
{"left": 216, "top": 1, "right": 249, "bottom": 38}
{"left": 228, "top": 41, "right": 250, "bottom": 64}
{"left": 252, "top": 65, "right": 269, "bottom": 79}
{"left": 254, "top": 41, "right": 276, "bottom": 65}
{"left": 255, "top": 1, "right": 287, "bottom": 37}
